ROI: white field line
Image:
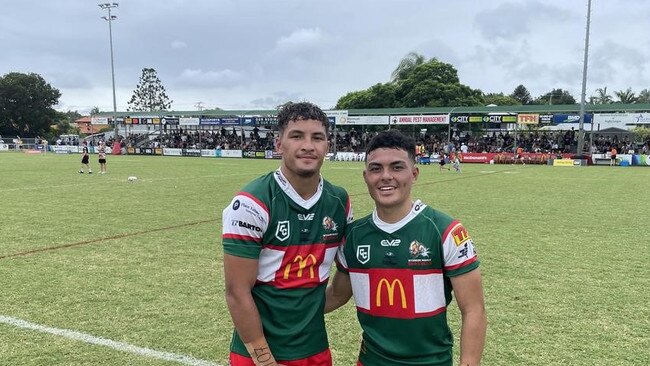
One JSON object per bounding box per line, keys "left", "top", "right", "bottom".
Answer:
{"left": 0, "top": 172, "right": 257, "bottom": 193}
{"left": 0, "top": 315, "right": 222, "bottom": 366}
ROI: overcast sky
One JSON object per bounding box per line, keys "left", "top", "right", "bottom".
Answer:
{"left": 1, "top": 0, "right": 648, "bottom": 114}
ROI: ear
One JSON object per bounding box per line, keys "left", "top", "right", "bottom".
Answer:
{"left": 362, "top": 169, "right": 368, "bottom": 184}
{"left": 412, "top": 165, "right": 419, "bottom": 182}
{"left": 275, "top": 136, "right": 282, "bottom": 153}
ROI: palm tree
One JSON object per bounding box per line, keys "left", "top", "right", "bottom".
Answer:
{"left": 391, "top": 52, "right": 427, "bottom": 83}
{"left": 637, "top": 89, "right": 650, "bottom": 104}
{"left": 613, "top": 88, "right": 637, "bottom": 104}
{"left": 592, "top": 87, "right": 613, "bottom": 104}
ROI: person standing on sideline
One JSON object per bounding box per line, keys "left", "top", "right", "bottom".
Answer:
{"left": 222, "top": 102, "right": 353, "bottom": 366}
{"left": 97, "top": 141, "right": 108, "bottom": 174}
{"left": 79, "top": 141, "right": 92, "bottom": 174}
{"left": 452, "top": 152, "right": 462, "bottom": 173}
{"left": 325, "top": 130, "right": 486, "bottom": 366}
{"left": 610, "top": 146, "right": 617, "bottom": 166}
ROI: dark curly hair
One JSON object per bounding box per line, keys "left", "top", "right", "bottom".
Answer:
{"left": 365, "top": 129, "right": 416, "bottom": 163}
{"left": 276, "top": 102, "right": 329, "bottom": 134}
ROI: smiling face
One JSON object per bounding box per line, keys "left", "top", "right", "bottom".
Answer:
{"left": 363, "top": 147, "right": 419, "bottom": 216}
{"left": 277, "top": 118, "right": 328, "bottom": 179}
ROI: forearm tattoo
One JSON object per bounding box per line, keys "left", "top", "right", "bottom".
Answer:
{"left": 252, "top": 345, "right": 274, "bottom": 366}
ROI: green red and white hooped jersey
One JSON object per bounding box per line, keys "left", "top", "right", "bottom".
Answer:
{"left": 336, "top": 200, "right": 479, "bottom": 366}
{"left": 222, "top": 169, "right": 352, "bottom": 361}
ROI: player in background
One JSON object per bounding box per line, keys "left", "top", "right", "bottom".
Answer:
{"left": 325, "top": 130, "right": 486, "bottom": 366}
{"left": 79, "top": 141, "right": 92, "bottom": 174}
{"left": 98, "top": 141, "right": 107, "bottom": 174}
{"left": 451, "top": 152, "right": 462, "bottom": 173}
{"left": 222, "top": 102, "right": 353, "bottom": 366}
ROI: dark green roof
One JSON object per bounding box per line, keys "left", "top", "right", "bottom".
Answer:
{"left": 93, "top": 103, "right": 650, "bottom": 118}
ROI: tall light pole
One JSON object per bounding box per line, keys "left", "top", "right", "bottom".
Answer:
{"left": 577, "top": 0, "right": 592, "bottom": 156}
{"left": 99, "top": 3, "right": 119, "bottom": 140}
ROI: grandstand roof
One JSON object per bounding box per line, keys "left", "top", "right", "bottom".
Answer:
{"left": 93, "top": 103, "right": 650, "bottom": 118}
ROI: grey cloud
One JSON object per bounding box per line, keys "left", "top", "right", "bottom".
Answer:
{"left": 474, "top": 1, "right": 575, "bottom": 41}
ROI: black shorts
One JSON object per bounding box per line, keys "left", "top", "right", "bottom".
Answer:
{"left": 439, "top": 160, "right": 446, "bottom": 166}
{"left": 611, "top": 155, "right": 616, "bottom": 160}
{"left": 99, "top": 158, "right": 106, "bottom": 164}
{"left": 81, "top": 156, "right": 89, "bottom": 164}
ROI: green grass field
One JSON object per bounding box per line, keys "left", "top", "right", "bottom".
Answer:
{"left": 0, "top": 152, "right": 648, "bottom": 365}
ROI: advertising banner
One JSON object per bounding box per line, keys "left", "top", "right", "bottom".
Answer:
{"left": 593, "top": 113, "right": 650, "bottom": 126}
{"left": 163, "top": 148, "right": 182, "bottom": 156}
{"left": 552, "top": 114, "right": 593, "bottom": 124}
{"left": 264, "top": 150, "right": 282, "bottom": 159}
{"left": 201, "top": 149, "right": 216, "bottom": 157}
{"left": 255, "top": 116, "right": 278, "bottom": 125}
{"left": 480, "top": 115, "right": 517, "bottom": 123}
{"left": 632, "top": 154, "right": 650, "bottom": 166}
{"left": 243, "top": 150, "right": 267, "bottom": 159}
{"left": 161, "top": 117, "right": 179, "bottom": 125}
{"left": 517, "top": 114, "right": 539, "bottom": 124}
{"left": 325, "top": 110, "right": 349, "bottom": 126}
{"left": 179, "top": 117, "right": 200, "bottom": 126}
{"left": 200, "top": 117, "right": 221, "bottom": 125}
{"left": 91, "top": 117, "right": 109, "bottom": 124}
{"left": 200, "top": 117, "right": 241, "bottom": 126}
{"left": 391, "top": 115, "right": 449, "bottom": 125}
{"left": 0, "top": 144, "right": 8, "bottom": 151}
{"left": 345, "top": 115, "right": 390, "bottom": 125}
{"left": 540, "top": 114, "right": 553, "bottom": 124}
{"left": 241, "top": 117, "right": 256, "bottom": 126}
{"left": 450, "top": 115, "right": 484, "bottom": 123}
{"left": 221, "top": 150, "right": 243, "bottom": 158}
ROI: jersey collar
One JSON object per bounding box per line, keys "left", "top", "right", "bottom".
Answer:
{"left": 372, "top": 199, "right": 426, "bottom": 234}
{"left": 273, "top": 168, "right": 323, "bottom": 210}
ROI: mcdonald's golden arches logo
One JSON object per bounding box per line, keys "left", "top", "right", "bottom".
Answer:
{"left": 376, "top": 278, "right": 407, "bottom": 308}
{"left": 283, "top": 254, "right": 317, "bottom": 279}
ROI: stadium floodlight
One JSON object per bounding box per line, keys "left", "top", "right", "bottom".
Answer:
{"left": 99, "top": 2, "right": 119, "bottom": 140}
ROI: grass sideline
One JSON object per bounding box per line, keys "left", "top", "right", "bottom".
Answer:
{"left": 0, "top": 152, "right": 648, "bottom": 365}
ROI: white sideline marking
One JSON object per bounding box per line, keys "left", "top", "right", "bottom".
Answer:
{"left": 0, "top": 315, "right": 222, "bottom": 366}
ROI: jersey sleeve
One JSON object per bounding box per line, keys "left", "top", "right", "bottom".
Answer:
{"left": 222, "top": 192, "right": 270, "bottom": 259}
{"left": 334, "top": 225, "right": 352, "bottom": 274}
{"left": 440, "top": 220, "right": 479, "bottom": 277}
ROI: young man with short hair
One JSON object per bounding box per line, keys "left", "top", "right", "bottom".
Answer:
{"left": 222, "top": 102, "right": 353, "bottom": 366}
{"left": 326, "top": 129, "right": 486, "bottom": 366}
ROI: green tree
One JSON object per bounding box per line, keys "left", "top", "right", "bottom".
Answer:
{"left": 483, "top": 92, "right": 520, "bottom": 106}
{"left": 613, "top": 87, "right": 637, "bottom": 104}
{"left": 589, "top": 87, "right": 613, "bottom": 104}
{"left": 390, "top": 52, "right": 426, "bottom": 83}
{"left": 532, "top": 89, "right": 576, "bottom": 105}
{"left": 510, "top": 85, "right": 532, "bottom": 104}
{"left": 637, "top": 89, "right": 650, "bottom": 104}
{"left": 127, "top": 68, "right": 172, "bottom": 111}
{"left": 90, "top": 106, "right": 101, "bottom": 115}
{"left": 0, "top": 72, "right": 61, "bottom": 137}
{"left": 336, "top": 56, "right": 483, "bottom": 108}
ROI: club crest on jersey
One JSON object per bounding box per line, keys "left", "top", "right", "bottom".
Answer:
{"left": 275, "top": 221, "right": 290, "bottom": 241}
{"left": 408, "top": 240, "right": 431, "bottom": 266}
{"left": 232, "top": 200, "right": 240, "bottom": 210}
{"left": 409, "top": 241, "right": 429, "bottom": 258}
{"left": 357, "top": 245, "right": 370, "bottom": 264}
{"left": 322, "top": 216, "right": 338, "bottom": 231}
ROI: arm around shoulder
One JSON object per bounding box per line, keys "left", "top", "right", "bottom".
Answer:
{"left": 450, "top": 268, "right": 487, "bottom": 366}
